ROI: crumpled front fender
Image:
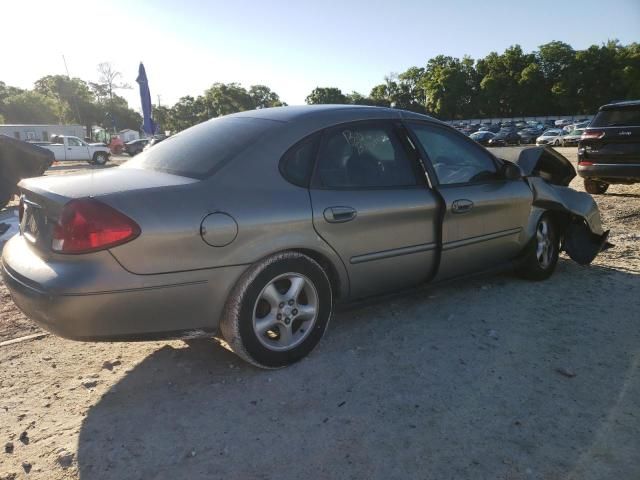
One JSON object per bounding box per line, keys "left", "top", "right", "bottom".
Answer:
{"left": 527, "top": 176, "right": 610, "bottom": 265}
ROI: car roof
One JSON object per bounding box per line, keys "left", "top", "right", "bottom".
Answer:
{"left": 600, "top": 99, "right": 640, "bottom": 110}
{"left": 229, "top": 104, "right": 439, "bottom": 123}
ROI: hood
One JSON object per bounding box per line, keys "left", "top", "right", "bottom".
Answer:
{"left": 497, "top": 146, "right": 576, "bottom": 186}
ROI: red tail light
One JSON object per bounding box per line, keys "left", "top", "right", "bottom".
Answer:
{"left": 578, "top": 161, "right": 594, "bottom": 166}
{"left": 581, "top": 130, "right": 605, "bottom": 140}
{"left": 52, "top": 198, "right": 140, "bottom": 254}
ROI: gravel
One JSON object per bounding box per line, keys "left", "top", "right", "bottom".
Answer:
{"left": 0, "top": 149, "right": 638, "bottom": 479}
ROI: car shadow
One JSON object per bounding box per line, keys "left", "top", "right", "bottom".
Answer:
{"left": 77, "top": 259, "right": 640, "bottom": 479}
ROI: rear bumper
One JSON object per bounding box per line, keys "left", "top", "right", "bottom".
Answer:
{"left": 1, "top": 235, "right": 246, "bottom": 341}
{"left": 577, "top": 163, "right": 640, "bottom": 182}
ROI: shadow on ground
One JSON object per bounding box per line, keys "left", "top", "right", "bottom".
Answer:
{"left": 77, "top": 260, "right": 640, "bottom": 480}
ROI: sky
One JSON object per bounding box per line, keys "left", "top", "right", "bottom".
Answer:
{"left": 3, "top": 0, "right": 639, "bottom": 112}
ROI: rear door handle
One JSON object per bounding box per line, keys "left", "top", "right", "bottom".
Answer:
{"left": 452, "top": 199, "right": 474, "bottom": 214}
{"left": 324, "top": 206, "right": 357, "bottom": 223}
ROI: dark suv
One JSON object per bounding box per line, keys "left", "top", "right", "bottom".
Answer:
{"left": 578, "top": 100, "right": 640, "bottom": 194}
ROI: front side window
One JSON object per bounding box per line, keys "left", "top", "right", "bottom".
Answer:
{"left": 314, "top": 123, "right": 418, "bottom": 189}
{"left": 409, "top": 123, "right": 497, "bottom": 185}
{"left": 67, "top": 137, "right": 82, "bottom": 147}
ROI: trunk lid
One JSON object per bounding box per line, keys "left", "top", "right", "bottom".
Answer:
{"left": 17, "top": 167, "right": 197, "bottom": 254}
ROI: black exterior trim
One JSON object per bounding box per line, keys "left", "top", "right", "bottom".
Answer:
{"left": 350, "top": 242, "right": 437, "bottom": 264}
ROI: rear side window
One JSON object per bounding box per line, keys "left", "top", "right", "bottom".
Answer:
{"left": 280, "top": 133, "right": 320, "bottom": 187}
{"left": 591, "top": 106, "right": 640, "bottom": 127}
{"left": 314, "top": 122, "right": 418, "bottom": 189}
{"left": 124, "top": 117, "right": 277, "bottom": 179}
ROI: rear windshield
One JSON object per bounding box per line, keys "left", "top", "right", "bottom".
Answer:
{"left": 123, "top": 116, "right": 277, "bottom": 179}
{"left": 591, "top": 106, "right": 640, "bottom": 127}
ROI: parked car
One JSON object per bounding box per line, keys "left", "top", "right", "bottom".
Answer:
{"left": 561, "top": 128, "right": 585, "bottom": 146}
{"left": 517, "top": 128, "right": 540, "bottom": 145}
{"left": 0, "top": 135, "right": 54, "bottom": 210}
{"left": 554, "top": 119, "right": 573, "bottom": 127}
{"left": 1, "top": 106, "right": 609, "bottom": 368}
{"left": 41, "top": 135, "right": 111, "bottom": 165}
{"left": 488, "top": 128, "right": 521, "bottom": 146}
{"left": 124, "top": 138, "right": 150, "bottom": 156}
{"left": 142, "top": 135, "right": 167, "bottom": 151}
{"left": 564, "top": 121, "right": 590, "bottom": 133}
{"left": 469, "top": 131, "right": 496, "bottom": 145}
{"left": 536, "top": 129, "right": 564, "bottom": 146}
{"left": 578, "top": 99, "right": 640, "bottom": 194}
{"left": 480, "top": 123, "right": 500, "bottom": 133}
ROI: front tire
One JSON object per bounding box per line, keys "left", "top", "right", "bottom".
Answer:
{"left": 584, "top": 179, "right": 609, "bottom": 194}
{"left": 220, "top": 252, "right": 333, "bottom": 369}
{"left": 516, "top": 214, "right": 560, "bottom": 281}
{"left": 93, "top": 152, "right": 108, "bottom": 165}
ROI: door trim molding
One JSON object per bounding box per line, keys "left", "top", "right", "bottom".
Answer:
{"left": 350, "top": 242, "right": 437, "bottom": 264}
{"left": 442, "top": 227, "right": 522, "bottom": 251}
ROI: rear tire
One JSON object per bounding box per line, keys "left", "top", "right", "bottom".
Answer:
{"left": 220, "top": 252, "right": 333, "bottom": 369}
{"left": 584, "top": 179, "right": 609, "bottom": 195}
{"left": 516, "top": 213, "right": 560, "bottom": 281}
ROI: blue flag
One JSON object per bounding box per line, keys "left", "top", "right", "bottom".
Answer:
{"left": 136, "top": 63, "right": 156, "bottom": 135}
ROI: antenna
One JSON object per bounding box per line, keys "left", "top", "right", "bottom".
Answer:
{"left": 61, "top": 55, "right": 83, "bottom": 136}
{"left": 62, "top": 55, "right": 71, "bottom": 77}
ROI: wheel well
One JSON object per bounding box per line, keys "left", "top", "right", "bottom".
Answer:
{"left": 295, "top": 248, "right": 343, "bottom": 299}
{"left": 543, "top": 209, "right": 572, "bottom": 241}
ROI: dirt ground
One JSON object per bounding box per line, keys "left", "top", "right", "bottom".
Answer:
{"left": 1, "top": 149, "right": 639, "bottom": 480}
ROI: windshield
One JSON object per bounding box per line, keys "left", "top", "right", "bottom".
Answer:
{"left": 590, "top": 106, "right": 640, "bottom": 127}
{"left": 123, "top": 116, "right": 278, "bottom": 179}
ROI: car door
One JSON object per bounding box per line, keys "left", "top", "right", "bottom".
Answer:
{"left": 406, "top": 121, "right": 533, "bottom": 281}
{"left": 309, "top": 120, "right": 440, "bottom": 299}
{"left": 66, "top": 137, "right": 89, "bottom": 161}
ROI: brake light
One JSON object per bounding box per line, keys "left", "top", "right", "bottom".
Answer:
{"left": 581, "top": 130, "right": 604, "bottom": 140}
{"left": 578, "top": 161, "right": 594, "bottom": 166}
{"left": 52, "top": 198, "right": 140, "bottom": 254}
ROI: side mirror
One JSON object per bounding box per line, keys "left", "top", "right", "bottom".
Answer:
{"left": 501, "top": 161, "right": 522, "bottom": 180}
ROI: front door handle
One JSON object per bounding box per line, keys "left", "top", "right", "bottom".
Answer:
{"left": 452, "top": 199, "right": 474, "bottom": 214}
{"left": 324, "top": 206, "right": 357, "bottom": 223}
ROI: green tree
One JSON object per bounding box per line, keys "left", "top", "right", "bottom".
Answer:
{"left": 305, "top": 87, "right": 348, "bottom": 105}
{"left": 203, "top": 83, "right": 254, "bottom": 117}
{"left": 248, "top": 85, "right": 286, "bottom": 109}
{"left": 2, "top": 91, "right": 58, "bottom": 123}
{"left": 422, "top": 56, "right": 477, "bottom": 118}
{"left": 34, "top": 75, "right": 101, "bottom": 131}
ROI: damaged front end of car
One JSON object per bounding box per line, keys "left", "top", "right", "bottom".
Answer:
{"left": 504, "top": 146, "right": 611, "bottom": 265}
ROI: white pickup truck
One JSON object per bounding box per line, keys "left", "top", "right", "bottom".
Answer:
{"left": 40, "top": 136, "right": 111, "bottom": 165}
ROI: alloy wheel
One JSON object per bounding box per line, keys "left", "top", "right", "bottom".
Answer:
{"left": 536, "top": 219, "right": 553, "bottom": 268}
{"left": 252, "top": 273, "right": 319, "bottom": 351}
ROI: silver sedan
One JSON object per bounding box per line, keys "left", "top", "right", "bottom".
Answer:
{"left": 1, "top": 106, "right": 609, "bottom": 368}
